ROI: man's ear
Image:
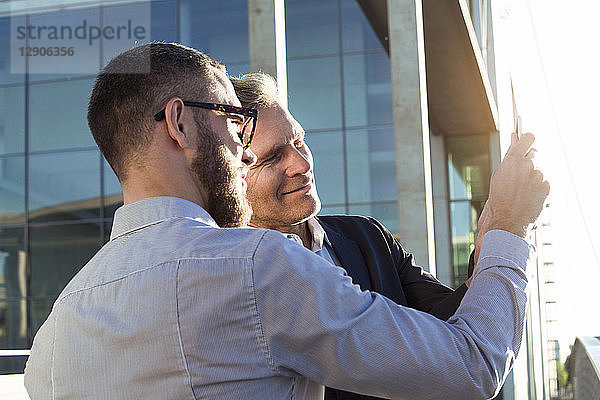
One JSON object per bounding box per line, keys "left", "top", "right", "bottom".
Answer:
{"left": 164, "top": 98, "right": 193, "bottom": 149}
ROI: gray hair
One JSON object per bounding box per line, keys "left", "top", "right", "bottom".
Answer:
{"left": 229, "top": 72, "right": 280, "bottom": 109}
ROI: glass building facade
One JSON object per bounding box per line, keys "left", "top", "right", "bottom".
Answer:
{"left": 286, "top": 0, "right": 397, "bottom": 230}
{"left": 446, "top": 135, "right": 490, "bottom": 288}
{"left": 0, "top": 0, "right": 398, "bottom": 373}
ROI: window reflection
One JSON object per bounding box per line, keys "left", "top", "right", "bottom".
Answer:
{"left": 104, "top": 220, "right": 114, "bottom": 244}
{"left": 179, "top": 0, "right": 249, "bottom": 64}
{"left": 29, "top": 79, "right": 96, "bottom": 152}
{"left": 446, "top": 135, "right": 490, "bottom": 287}
{"left": 346, "top": 126, "right": 397, "bottom": 203}
{"left": 285, "top": 0, "right": 339, "bottom": 58}
{"left": 0, "top": 16, "right": 26, "bottom": 85}
{"left": 0, "top": 225, "right": 28, "bottom": 370}
{"left": 149, "top": 0, "right": 178, "bottom": 42}
{"left": 348, "top": 201, "right": 399, "bottom": 233}
{"left": 30, "top": 222, "right": 102, "bottom": 299}
{"left": 318, "top": 205, "right": 346, "bottom": 215}
{"left": 447, "top": 135, "right": 490, "bottom": 201}
{"left": 0, "top": 227, "right": 27, "bottom": 348}
{"left": 29, "top": 150, "right": 101, "bottom": 223}
{"left": 0, "top": 156, "right": 25, "bottom": 225}
{"left": 27, "top": 8, "right": 100, "bottom": 82}
{"left": 101, "top": 3, "right": 153, "bottom": 66}
{"left": 29, "top": 297, "right": 57, "bottom": 340}
{"left": 0, "top": 355, "right": 27, "bottom": 374}
{"left": 287, "top": 57, "right": 342, "bottom": 131}
{"left": 450, "top": 200, "right": 485, "bottom": 287}
{"left": 340, "top": 0, "right": 384, "bottom": 53}
{"left": 0, "top": 86, "right": 25, "bottom": 155}
{"left": 305, "top": 130, "right": 345, "bottom": 205}
{"left": 343, "top": 52, "right": 392, "bottom": 127}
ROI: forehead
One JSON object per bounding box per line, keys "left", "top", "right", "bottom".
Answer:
{"left": 251, "top": 104, "right": 303, "bottom": 155}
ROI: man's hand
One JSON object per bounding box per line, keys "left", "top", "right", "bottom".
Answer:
{"left": 480, "top": 132, "right": 550, "bottom": 240}
{"left": 467, "top": 132, "right": 548, "bottom": 286}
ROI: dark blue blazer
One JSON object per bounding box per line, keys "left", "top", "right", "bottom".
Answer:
{"left": 316, "top": 215, "right": 470, "bottom": 400}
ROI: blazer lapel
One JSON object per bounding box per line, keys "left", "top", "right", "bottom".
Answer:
{"left": 319, "top": 220, "right": 373, "bottom": 291}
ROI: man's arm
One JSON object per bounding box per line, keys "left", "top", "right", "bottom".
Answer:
{"left": 251, "top": 132, "right": 548, "bottom": 399}
{"left": 251, "top": 228, "right": 529, "bottom": 399}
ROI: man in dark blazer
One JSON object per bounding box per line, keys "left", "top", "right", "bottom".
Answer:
{"left": 231, "top": 73, "right": 475, "bottom": 400}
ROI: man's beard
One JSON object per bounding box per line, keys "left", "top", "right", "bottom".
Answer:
{"left": 190, "top": 116, "right": 252, "bottom": 228}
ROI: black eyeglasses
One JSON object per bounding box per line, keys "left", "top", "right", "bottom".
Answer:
{"left": 154, "top": 102, "right": 258, "bottom": 150}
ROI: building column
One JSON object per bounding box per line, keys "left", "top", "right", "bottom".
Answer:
{"left": 248, "top": 0, "right": 288, "bottom": 108}
{"left": 387, "top": 0, "right": 436, "bottom": 273}
{"left": 430, "top": 131, "right": 452, "bottom": 285}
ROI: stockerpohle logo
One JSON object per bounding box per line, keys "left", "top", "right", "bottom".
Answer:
{"left": 10, "top": 2, "right": 151, "bottom": 74}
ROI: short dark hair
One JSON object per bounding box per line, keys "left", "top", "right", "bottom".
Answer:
{"left": 87, "top": 42, "right": 225, "bottom": 181}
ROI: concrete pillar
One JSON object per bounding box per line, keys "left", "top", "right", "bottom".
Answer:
{"left": 248, "top": 0, "right": 288, "bottom": 108}
{"left": 430, "top": 131, "right": 452, "bottom": 285}
{"left": 387, "top": 0, "right": 436, "bottom": 273}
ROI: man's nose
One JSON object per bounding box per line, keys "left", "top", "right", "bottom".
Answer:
{"left": 242, "top": 146, "right": 257, "bottom": 167}
{"left": 286, "top": 149, "right": 311, "bottom": 177}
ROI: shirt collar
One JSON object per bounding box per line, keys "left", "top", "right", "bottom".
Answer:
{"left": 110, "top": 196, "right": 218, "bottom": 241}
{"left": 307, "top": 217, "right": 332, "bottom": 252}
{"left": 283, "top": 217, "right": 331, "bottom": 252}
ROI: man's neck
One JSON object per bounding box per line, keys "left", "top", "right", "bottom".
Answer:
{"left": 259, "top": 221, "right": 312, "bottom": 250}
{"left": 122, "top": 168, "right": 207, "bottom": 209}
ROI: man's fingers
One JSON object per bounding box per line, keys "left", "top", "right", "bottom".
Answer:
{"left": 511, "top": 131, "right": 518, "bottom": 146}
{"left": 525, "top": 147, "right": 537, "bottom": 160}
{"left": 509, "top": 132, "right": 535, "bottom": 157}
{"left": 542, "top": 179, "right": 551, "bottom": 196}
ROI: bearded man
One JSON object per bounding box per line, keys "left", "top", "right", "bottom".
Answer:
{"left": 25, "top": 44, "right": 548, "bottom": 400}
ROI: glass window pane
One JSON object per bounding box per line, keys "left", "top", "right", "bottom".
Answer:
{"left": 0, "top": 355, "right": 27, "bottom": 374}
{"left": 0, "top": 156, "right": 25, "bottom": 225}
{"left": 305, "top": 130, "right": 345, "bottom": 205}
{"left": 101, "top": 3, "right": 153, "bottom": 66}
{"left": 343, "top": 52, "right": 392, "bottom": 127}
{"left": 103, "top": 157, "right": 122, "bottom": 219}
{"left": 29, "top": 78, "right": 96, "bottom": 152}
{"left": 348, "top": 202, "right": 399, "bottom": 234}
{"left": 0, "top": 15, "right": 26, "bottom": 85}
{"left": 286, "top": 0, "right": 339, "bottom": 58}
{"left": 0, "top": 85, "right": 25, "bottom": 155}
{"left": 150, "top": 0, "right": 178, "bottom": 42}
{"left": 449, "top": 200, "right": 485, "bottom": 287}
{"left": 450, "top": 201, "right": 471, "bottom": 287}
{"left": 0, "top": 298, "right": 27, "bottom": 351}
{"left": 447, "top": 135, "right": 490, "bottom": 201}
{"left": 30, "top": 297, "right": 57, "bottom": 340}
{"left": 0, "top": 227, "right": 27, "bottom": 351}
{"left": 26, "top": 8, "right": 101, "bottom": 82}
{"left": 104, "top": 220, "right": 113, "bottom": 244}
{"left": 30, "top": 222, "right": 102, "bottom": 299}
{"left": 287, "top": 57, "right": 342, "bottom": 131}
{"left": 341, "top": 0, "right": 384, "bottom": 53}
{"left": 29, "top": 150, "right": 101, "bottom": 223}
{"left": 346, "top": 126, "right": 397, "bottom": 203}
{"left": 318, "top": 205, "right": 346, "bottom": 215}
{"left": 179, "top": 0, "right": 249, "bottom": 65}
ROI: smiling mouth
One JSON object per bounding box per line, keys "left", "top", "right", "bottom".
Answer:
{"left": 282, "top": 181, "right": 312, "bottom": 195}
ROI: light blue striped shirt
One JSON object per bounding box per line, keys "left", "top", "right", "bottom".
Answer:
{"left": 25, "top": 196, "right": 530, "bottom": 399}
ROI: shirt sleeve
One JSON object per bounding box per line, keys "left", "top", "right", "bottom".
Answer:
{"left": 250, "top": 229, "right": 530, "bottom": 400}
